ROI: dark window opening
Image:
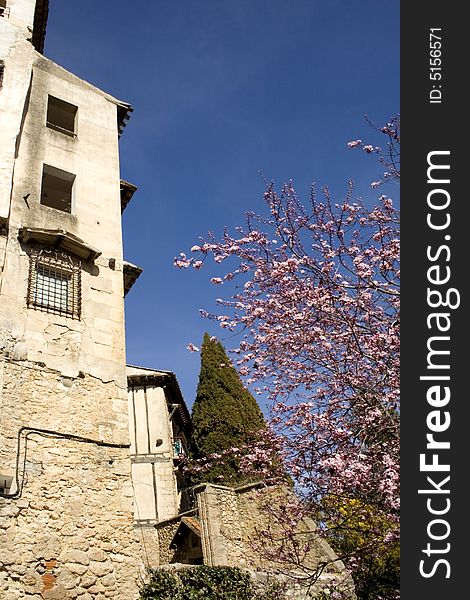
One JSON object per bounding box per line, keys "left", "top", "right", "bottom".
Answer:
{"left": 41, "top": 164, "right": 75, "bottom": 213}
{"left": 0, "top": 474, "right": 13, "bottom": 495}
{"left": 46, "top": 95, "right": 77, "bottom": 136}
{"left": 170, "top": 520, "right": 203, "bottom": 565}
{"left": 0, "top": 1, "right": 10, "bottom": 18}
{"left": 0, "top": 61, "right": 4, "bottom": 88}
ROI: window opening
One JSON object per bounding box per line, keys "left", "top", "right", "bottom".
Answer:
{"left": 46, "top": 95, "right": 77, "bottom": 136}
{"left": 0, "top": 1, "right": 10, "bottom": 19}
{"left": 40, "top": 164, "right": 75, "bottom": 213}
{"left": 0, "top": 474, "right": 13, "bottom": 494}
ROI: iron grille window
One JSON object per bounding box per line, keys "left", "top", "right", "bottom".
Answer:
{"left": 27, "top": 249, "right": 81, "bottom": 318}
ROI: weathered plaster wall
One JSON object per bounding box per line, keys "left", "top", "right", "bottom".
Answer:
{"left": 0, "top": 0, "right": 37, "bottom": 222}
{"left": 9, "top": 55, "right": 124, "bottom": 257}
{"left": 3, "top": 0, "right": 38, "bottom": 26}
{"left": 0, "top": 52, "right": 127, "bottom": 385}
{"left": 127, "top": 370, "right": 184, "bottom": 525}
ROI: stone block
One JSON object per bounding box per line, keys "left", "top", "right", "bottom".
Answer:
{"left": 87, "top": 548, "right": 107, "bottom": 562}
{"left": 79, "top": 574, "right": 97, "bottom": 589}
{"left": 67, "top": 564, "right": 88, "bottom": 576}
{"left": 89, "top": 561, "right": 113, "bottom": 577}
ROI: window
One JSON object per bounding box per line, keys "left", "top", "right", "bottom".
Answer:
{"left": 46, "top": 95, "right": 77, "bottom": 136}
{"left": 27, "top": 248, "right": 81, "bottom": 318}
{"left": 172, "top": 437, "right": 188, "bottom": 462}
{"left": 41, "top": 164, "right": 75, "bottom": 213}
{"left": 0, "top": 1, "right": 10, "bottom": 19}
{"left": 0, "top": 474, "right": 12, "bottom": 495}
{"left": 0, "top": 61, "right": 4, "bottom": 89}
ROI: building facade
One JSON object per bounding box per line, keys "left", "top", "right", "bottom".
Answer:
{"left": 0, "top": 2, "right": 186, "bottom": 598}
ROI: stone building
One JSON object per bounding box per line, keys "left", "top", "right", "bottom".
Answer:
{"left": 0, "top": 1, "right": 187, "bottom": 598}
{"left": 0, "top": 2, "right": 354, "bottom": 599}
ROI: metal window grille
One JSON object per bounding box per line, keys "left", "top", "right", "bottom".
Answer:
{"left": 27, "top": 248, "right": 81, "bottom": 319}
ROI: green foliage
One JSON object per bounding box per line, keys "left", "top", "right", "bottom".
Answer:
{"left": 320, "top": 496, "right": 400, "bottom": 600}
{"left": 139, "top": 566, "right": 287, "bottom": 600}
{"left": 253, "top": 579, "right": 288, "bottom": 600}
{"left": 190, "top": 333, "right": 265, "bottom": 483}
{"left": 178, "top": 566, "right": 252, "bottom": 599}
{"left": 140, "top": 569, "right": 176, "bottom": 600}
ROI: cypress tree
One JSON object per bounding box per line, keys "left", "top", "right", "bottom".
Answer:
{"left": 190, "top": 333, "right": 265, "bottom": 484}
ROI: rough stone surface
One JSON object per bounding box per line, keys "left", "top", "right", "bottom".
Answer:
{"left": 0, "top": 365, "right": 150, "bottom": 598}
{"left": 169, "top": 484, "right": 354, "bottom": 599}
{"left": 156, "top": 520, "right": 180, "bottom": 565}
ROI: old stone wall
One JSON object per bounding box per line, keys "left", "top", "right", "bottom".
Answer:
{"left": 0, "top": 51, "right": 128, "bottom": 387}
{"left": 0, "top": 4, "right": 162, "bottom": 598}
{"left": 235, "top": 485, "right": 342, "bottom": 574}
{"left": 195, "top": 484, "right": 356, "bottom": 599}
{"left": 0, "top": 359, "right": 160, "bottom": 599}
{"left": 155, "top": 519, "right": 180, "bottom": 565}
{"left": 196, "top": 485, "right": 244, "bottom": 568}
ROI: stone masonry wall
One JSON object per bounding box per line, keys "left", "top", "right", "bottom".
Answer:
{"left": 195, "top": 484, "right": 356, "bottom": 599}
{"left": 0, "top": 358, "right": 156, "bottom": 599}
{"left": 155, "top": 520, "right": 180, "bottom": 566}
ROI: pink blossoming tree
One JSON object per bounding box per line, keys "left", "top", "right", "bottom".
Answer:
{"left": 176, "top": 117, "right": 400, "bottom": 599}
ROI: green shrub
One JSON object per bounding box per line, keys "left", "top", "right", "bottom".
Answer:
{"left": 179, "top": 566, "right": 252, "bottom": 599}
{"left": 139, "top": 566, "right": 286, "bottom": 600}
{"left": 140, "top": 569, "right": 177, "bottom": 600}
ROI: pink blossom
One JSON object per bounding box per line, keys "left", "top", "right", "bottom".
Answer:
{"left": 347, "top": 139, "right": 362, "bottom": 148}
{"left": 178, "top": 115, "right": 400, "bottom": 589}
{"left": 174, "top": 253, "right": 192, "bottom": 268}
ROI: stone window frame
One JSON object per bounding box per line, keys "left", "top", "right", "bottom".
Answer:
{"left": 27, "top": 247, "right": 82, "bottom": 319}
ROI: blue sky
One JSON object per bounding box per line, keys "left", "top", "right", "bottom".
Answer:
{"left": 45, "top": 0, "right": 399, "bottom": 408}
